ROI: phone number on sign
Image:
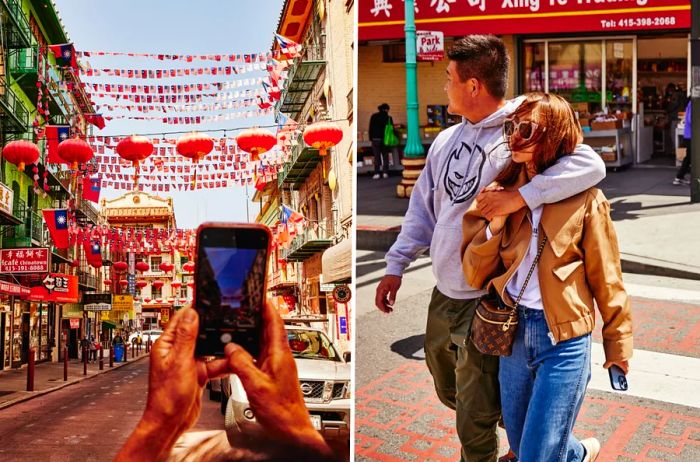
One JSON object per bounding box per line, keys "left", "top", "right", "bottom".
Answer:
{"left": 2, "top": 264, "right": 47, "bottom": 272}
{"left": 602, "top": 16, "right": 676, "bottom": 29}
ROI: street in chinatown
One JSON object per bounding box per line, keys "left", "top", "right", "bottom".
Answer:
{"left": 355, "top": 168, "right": 700, "bottom": 462}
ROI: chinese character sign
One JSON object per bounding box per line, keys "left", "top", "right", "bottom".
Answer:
{"left": 0, "top": 248, "right": 50, "bottom": 273}
{"left": 28, "top": 273, "right": 79, "bottom": 303}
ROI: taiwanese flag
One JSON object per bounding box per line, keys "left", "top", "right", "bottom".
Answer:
{"left": 84, "top": 239, "right": 103, "bottom": 268}
{"left": 46, "top": 125, "right": 71, "bottom": 163}
{"left": 42, "top": 209, "right": 69, "bottom": 249}
{"left": 280, "top": 204, "right": 304, "bottom": 224}
{"left": 48, "top": 43, "right": 78, "bottom": 69}
{"left": 82, "top": 176, "right": 101, "bottom": 203}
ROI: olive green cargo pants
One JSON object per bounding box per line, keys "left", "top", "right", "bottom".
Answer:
{"left": 424, "top": 287, "right": 501, "bottom": 462}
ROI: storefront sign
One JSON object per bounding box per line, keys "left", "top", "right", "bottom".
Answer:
{"left": 0, "top": 182, "right": 13, "bottom": 216}
{"left": 70, "top": 318, "right": 80, "bottom": 329}
{"left": 359, "top": 0, "right": 691, "bottom": 40}
{"left": 0, "top": 280, "right": 30, "bottom": 296}
{"left": 0, "top": 248, "right": 50, "bottom": 274}
{"left": 320, "top": 283, "right": 336, "bottom": 292}
{"left": 112, "top": 295, "right": 134, "bottom": 311}
{"left": 416, "top": 31, "right": 444, "bottom": 62}
{"left": 28, "top": 274, "right": 79, "bottom": 303}
{"left": 161, "top": 308, "right": 170, "bottom": 324}
{"left": 339, "top": 315, "right": 348, "bottom": 335}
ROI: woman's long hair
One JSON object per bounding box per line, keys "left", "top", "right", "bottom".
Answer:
{"left": 496, "top": 93, "right": 583, "bottom": 186}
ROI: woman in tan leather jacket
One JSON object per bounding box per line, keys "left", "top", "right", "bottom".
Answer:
{"left": 462, "top": 93, "right": 633, "bottom": 462}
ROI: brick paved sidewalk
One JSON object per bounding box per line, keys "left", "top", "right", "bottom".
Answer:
{"left": 356, "top": 362, "right": 700, "bottom": 462}
{"left": 0, "top": 347, "right": 149, "bottom": 410}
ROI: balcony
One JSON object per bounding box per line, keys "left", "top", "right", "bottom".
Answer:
{"left": 78, "top": 270, "right": 98, "bottom": 291}
{"left": 0, "top": 0, "right": 32, "bottom": 49}
{"left": 0, "top": 75, "right": 30, "bottom": 133}
{"left": 276, "top": 48, "right": 326, "bottom": 119}
{"left": 75, "top": 195, "right": 99, "bottom": 225}
{"left": 2, "top": 200, "right": 46, "bottom": 247}
{"left": 268, "top": 270, "right": 298, "bottom": 292}
{"left": 281, "top": 223, "right": 333, "bottom": 262}
{"left": 277, "top": 133, "right": 321, "bottom": 189}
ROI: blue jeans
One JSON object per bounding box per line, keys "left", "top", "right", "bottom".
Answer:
{"left": 500, "top": 308, "right": 591, "bottom": 462}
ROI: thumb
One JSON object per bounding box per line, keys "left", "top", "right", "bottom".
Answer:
{"left": 173, "top": 308, "right": 198, "bottom": 356}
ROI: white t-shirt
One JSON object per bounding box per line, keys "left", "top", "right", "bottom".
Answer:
{"left": 486, "top": 206, "right": 544, "bottom": 310}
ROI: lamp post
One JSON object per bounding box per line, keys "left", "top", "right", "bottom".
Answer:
{"left": 690, "top": 0, "right": 700, "bottom": 202}
{"left": 397, "top": 0, "right": 427, "bottom": 198}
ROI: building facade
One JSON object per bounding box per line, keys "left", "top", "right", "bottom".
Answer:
{"left": 0, "top": 0, "right": 98, "bottom": 368}
{"left": 256, "top": 0, "right": 354, "bottom": 354}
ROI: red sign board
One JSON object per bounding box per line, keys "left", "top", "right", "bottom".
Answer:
{"left": 359, "top": 0, "right": 691, "bottom": 41}
{"left": 0, "top": 248, "right": 50, "bottom": 274}
{"left": 70, "top": 319, "right": 80, "bottom": 329}
{"left": 0, "top": 280, "right": 30, "bottom": 297}
{"left": 28, "top": 273, "right": 79, "bottom": 303}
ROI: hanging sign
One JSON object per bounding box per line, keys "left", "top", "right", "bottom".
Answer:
{"left": 0, "top": 280, "right": 30, "bottom": 296}
{"left": 70, "top": 319, "right": 80, "bottom": 329}
{"left": 332, "top": 285, "right": 352, "bottom": 304}
{"left": 113, "top": 295, "right": 134, "bottom": 311}
{"left": 416, "top": 31, "right": 444, "bottom": 62}
{"left": 28, "top": 273, "right": 79, "bottom": 303}
{"left": 0, "top": 182, "right": 13, "bottom": 216}
{"left": 0, "top": 248, "right": 50, "bottom": 274}
{"left": 84, "top": 293, "right": 112, "bottom": 311}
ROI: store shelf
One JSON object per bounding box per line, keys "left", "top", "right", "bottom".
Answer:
{"left": 583, "top": 127, "right": 634, "bottom": 169}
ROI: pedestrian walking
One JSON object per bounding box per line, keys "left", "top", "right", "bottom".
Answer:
{"left": 89, "top": 336, "right": 98, "bottom": 363}
{"left": 462, "top": 93, "right": 633, "bottom": 462}
{"left": 369, "top": 103, "right": 393, "bottom": 179}
{"left": 79, "top": 336, "right": 90, "bottom": 362}
{"left": 674, "top": 99, "right": 692, "bottom": 185}
{"left": 374, "top": 35, "right": 606, "bottom": 461}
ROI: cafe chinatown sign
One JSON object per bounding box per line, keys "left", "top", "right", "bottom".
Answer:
{"left": 359, "top": 0, "right": 691, "bottom": 41}
{"left": 0, "top": 248, "right": 50, "bottom": 274}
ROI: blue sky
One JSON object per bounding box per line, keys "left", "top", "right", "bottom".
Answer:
{"left": 53, "top": 0, "right": 285, "bottom": 228}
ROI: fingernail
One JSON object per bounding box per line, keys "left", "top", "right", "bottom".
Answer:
{"left": 182, "top": 309, "right": 197, "bottom": 324}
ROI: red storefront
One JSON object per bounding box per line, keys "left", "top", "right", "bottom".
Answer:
{"left": 358, "top": 0, "right": 692, "bottom": 168}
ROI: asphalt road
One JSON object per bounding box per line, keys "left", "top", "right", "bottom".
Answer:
{"left": 0, "top": 358, "right": 223, "bottom": 462}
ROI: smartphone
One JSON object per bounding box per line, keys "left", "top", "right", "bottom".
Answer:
{"left": 608, "top": 364, "right": 628, "bottom": 391}
{"left": 194, "top": 223, "right": 271, "bottom": 358}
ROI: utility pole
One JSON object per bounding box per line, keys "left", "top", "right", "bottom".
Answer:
{"left": 691, "top": 0, "right": 700, "bottom": 202}
{"left": 397, "top": 0, "right": 426, "bottom": 198}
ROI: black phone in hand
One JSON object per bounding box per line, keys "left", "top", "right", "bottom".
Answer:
{"left": 608, "top": 364, "right": 628, "bottom": 391}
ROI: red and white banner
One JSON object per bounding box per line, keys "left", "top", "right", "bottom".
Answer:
{"left": 87, "top": 79, "right": 265, "bottom": 94}
{"left": 81, "top": 63, "right": 266, "bottom": 78}
{"left": 0, "top": 248, "right": 50, "bottom": 274}
{"left": 359, "top": 0, "right": 691, "bottom": 41}
{"left": 0, "top": 280, "right": 30, "bottom": 296}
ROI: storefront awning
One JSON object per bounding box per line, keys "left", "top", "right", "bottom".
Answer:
{"left": 268, "top": 282, "right": 297, "bottom": 292}
{"left": 322, "top": 239, "right": 351, "bottom": 284}
{"left": 102, "top": 320, "right": 117, "bottom": 330}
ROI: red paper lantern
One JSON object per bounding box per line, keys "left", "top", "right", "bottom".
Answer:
{"left": 171, "top": 281, "right": 182, "bottom": 289}
{"left": 57, "top": 138, "right": 94, "bottom": 169}
{"left": 159, "top": 262, "right": 174, "bottom": 272}
{"left": 135, "top": 261, "right": 150, "bottom": 272}
{"left": 118, "top": 279, "right": 128, "bottom": 287}
{"left": 156, "top": 298, "right": 163, "bottom": 303}
{"left": 236, "top": 128, "right": 276, "bottom": 162}
{"left": 113, "top": 261, "right": 128, "bottom": 272}
{"left": 144, "top": 297, "right": 151, "bottom": 303}
{"left": 179, "top": 298, "right": 188, "bottom": 304}
{"left": 3, "top": 140, "right": 40, "bottom": 171}
{"left": 116, "top": 135, "right": 153, "bottom": 166}
{"left": 152, "top": 280, "right": 164, "bottom": 289}
{"left": 136, "top": 280, "right": 148, "bottom": 289}
{"left": 182, "top": 261, "right": 195, "bottom": 273}
{"left": 103, "top": 279, "right": 112, "bottom": 286}
{"left": 176, "top": 132, "right": 214, "bottom": 163}
{"left": 303, "top": 122, "right": 343, "bottom": 156}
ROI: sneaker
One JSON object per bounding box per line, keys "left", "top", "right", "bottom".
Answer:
{"left": 372, "top": 173, "right": 381, "bottom": 180}
{"left": 581, "top": 438, "right": 601, "bottom": 462}
{"left": 382, "top": 173, "right": 389, "bottom": 178}
{"left": 673, "top": 178, "right": 690, "bottom": 185}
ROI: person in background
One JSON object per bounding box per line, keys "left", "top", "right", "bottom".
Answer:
{"left": 114, "top": 303, "right": 337, "bottom": 462}
{"left": 369, "top": 103, "right": 392, "bottom": 179}
{"left": 89, "top": 335, "right": 98, "bottom": 363}
{"left": 674, "top": 100, "right": 692, "bottom": 185}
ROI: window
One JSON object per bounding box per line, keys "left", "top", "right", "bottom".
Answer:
{"left": 150, "top": 257, "right": 162, "bottom": 273}
{"left": 523, "top": 42, "right": 545, "bottom": 93}
{"left": 383, "top": 44, "right": 405, "bottom": 63}
{"left": 152, "top": 287, "right": 162, "bottom": 299}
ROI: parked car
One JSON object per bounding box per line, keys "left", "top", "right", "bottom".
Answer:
{"left": 128, "top": 329, "right": 163, "bottom": 345}
{"left": 219, "top": 325, "right": 351, "bottom": 446}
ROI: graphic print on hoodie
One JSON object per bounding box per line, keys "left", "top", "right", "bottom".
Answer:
{"left": 442, "top": 141, "right": 487, "bottom": 204}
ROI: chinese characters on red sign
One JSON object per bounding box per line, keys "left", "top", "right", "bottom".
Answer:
{"left": 28, "top": 274, "right": 79, "bottom": 303}
{"left": 0, "top": 248, "right": 50, "bottom": 274}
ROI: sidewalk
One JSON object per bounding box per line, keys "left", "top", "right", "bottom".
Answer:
{"left": 357, "top": 166, "right": 700, "bottom": 280}
{"left": 0, "top": 347, "right": 149, "bottom": 410}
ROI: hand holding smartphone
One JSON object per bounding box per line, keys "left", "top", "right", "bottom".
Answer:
{"left": 193, "top": 223, "right": 271, "bottom": 358}
{"left": 608, "top": 364, "right": 628, "bottom": 391}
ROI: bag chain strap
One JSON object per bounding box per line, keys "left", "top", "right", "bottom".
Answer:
{"left": 502, "top": 233, "right": 548, "bottom": 331}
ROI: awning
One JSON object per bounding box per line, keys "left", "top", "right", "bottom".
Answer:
{"left": 268, "top": 282, "right": 297, "bottom": 292}
{"left": 102, "top": 320, "right": 117, "bottom": 330}
{"left": 321, "top": 239, "right": 351, "bottom": 284}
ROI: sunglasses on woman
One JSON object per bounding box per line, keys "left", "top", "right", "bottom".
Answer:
{"left": 503, "top": 119, "right": 541, "bottom": 141}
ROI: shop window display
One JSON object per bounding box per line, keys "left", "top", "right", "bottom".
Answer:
{"left": 12, "top": 303, "right": 22, "bottom": 365}
{"left": 606, "top": 40, "right": 634, "bottom": 116}
{"left": 548, "top": 41, "right": 602, "bottom": 114}
{"left": 524, "top": 42, "right": 545, "bottom": 92}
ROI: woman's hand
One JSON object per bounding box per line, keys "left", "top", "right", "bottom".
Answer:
{"left": 604, "top": 360, "right": 629, "bottom": 375}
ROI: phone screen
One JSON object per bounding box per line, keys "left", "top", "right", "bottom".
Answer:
{"left": 194, "top": 226, "right": 269, "bottom": 358}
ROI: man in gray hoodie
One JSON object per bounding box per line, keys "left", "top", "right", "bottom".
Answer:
{"left": 374, "top": 35, "right": 606, "bottom": 461}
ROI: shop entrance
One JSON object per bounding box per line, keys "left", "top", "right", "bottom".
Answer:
{"left": 637, "top": 34, "right": 688, "bottom": 166}
{"left": 60, "top": 319, "right": 80, "bottom": 359}
{"left": 0, "top": 313, "right": 8, "bottom": 370}
{"left": 20, "top": 313, "right": 29, "bottom": 364}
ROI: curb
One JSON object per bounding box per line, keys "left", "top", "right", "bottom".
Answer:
{"left": 358, "top": 226, "right": 700, "bottom": 281}
{"left": 0, "top": 354, "right": 149, "bottom": 411}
